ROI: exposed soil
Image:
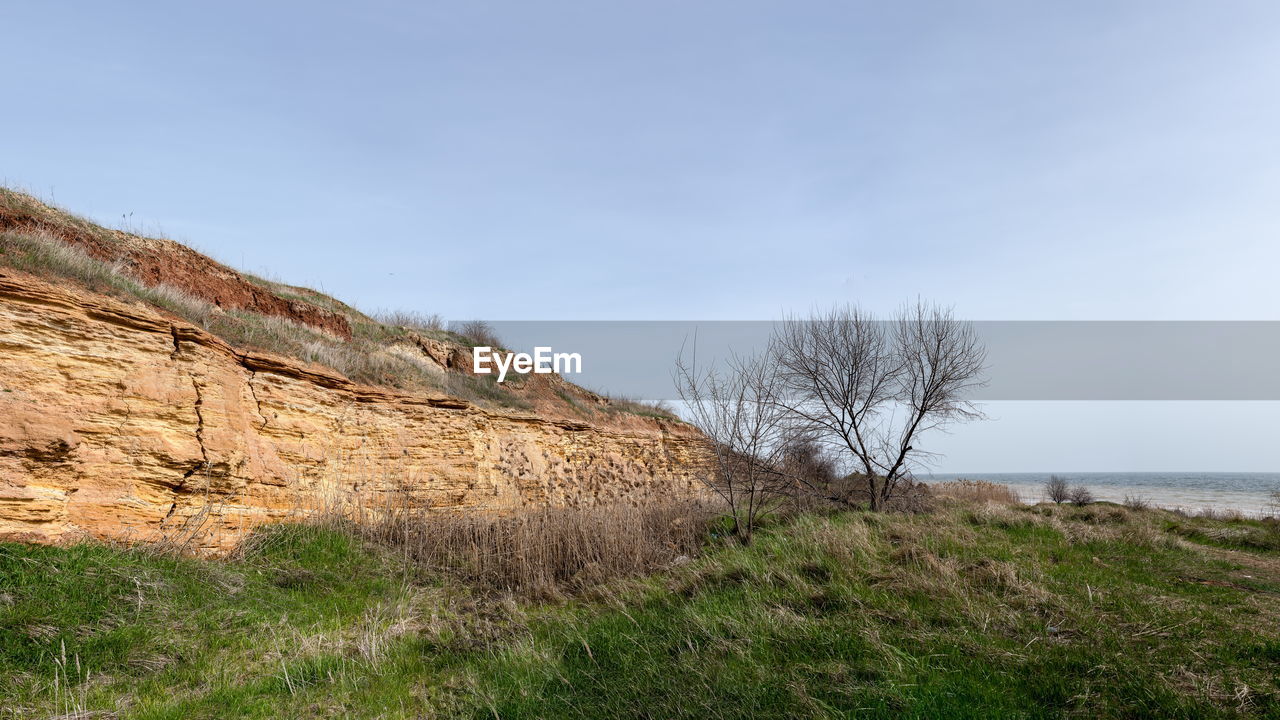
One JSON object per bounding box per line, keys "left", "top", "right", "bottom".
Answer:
{"left": 0, "top": 203, "right": 352, "bottom": 338}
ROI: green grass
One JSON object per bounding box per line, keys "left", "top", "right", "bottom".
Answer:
{"left": 3, "top": 504, "right": 1278, "bottom": 718}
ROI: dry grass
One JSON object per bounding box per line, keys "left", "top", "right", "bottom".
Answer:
{"left": 1177, "top": 506, "right": 1246, "bottom": 522}
{"left": 321, "top": 500, "right": 718, "bottom": 597}
{"left": 603, "top": 395, "right": 679, "bottom": 420}
{"left": 372, "top": 310, "right": 445, "bottom": 332}
{"left": 928, "top": 479, "right": 1021, "bottom": 504}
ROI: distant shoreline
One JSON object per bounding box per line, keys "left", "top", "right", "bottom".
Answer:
{"left": 923, "top": 471, "right": 1279, "bottom": 517}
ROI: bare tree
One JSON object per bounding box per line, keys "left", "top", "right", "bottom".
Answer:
{"left": 773, "top": 302, "right": 986, "bottom": 511}
{"left": 1045, "top": 475, "right": 1071, "bottom": 504}
{"left": 674, "top": 342, "right": 792, "bottom": 543}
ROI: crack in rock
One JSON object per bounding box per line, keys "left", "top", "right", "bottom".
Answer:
{"left": 247, "top": 370, "right": 269, "bottom": 429}
{"left": 168, "top": 324, "right": 182, "bottom": 360}
{"left": 181, "top": 373, "right": 209, "bottom": 488}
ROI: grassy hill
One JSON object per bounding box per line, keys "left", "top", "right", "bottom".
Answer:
{"left": 3, "top": 499, "right": 1278, "bottom": 718}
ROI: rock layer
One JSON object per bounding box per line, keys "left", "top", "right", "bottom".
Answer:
{"left": 0, "top": 272, "right": 710, "bottom": 551}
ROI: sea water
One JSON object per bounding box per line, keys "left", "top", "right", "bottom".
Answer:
{"left": 922, "top": 472, "right": 1280, "bottom": 516}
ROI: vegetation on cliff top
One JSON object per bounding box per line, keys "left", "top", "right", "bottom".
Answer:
{"left": 0, "top": 187, "right": 675, "bottom": 420}
{"left": 3, "top": 498, "right": 1278, "bottom": 718}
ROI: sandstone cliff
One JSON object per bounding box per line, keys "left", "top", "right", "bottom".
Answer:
{"left": 0, "top": 272, "right": 710, "bottom": 550}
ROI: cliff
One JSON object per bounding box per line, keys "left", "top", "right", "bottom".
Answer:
{"left": 0, "top": 192, "right": 711, "bottom": 551}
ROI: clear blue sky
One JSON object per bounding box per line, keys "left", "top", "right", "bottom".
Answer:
{"left": 6, "top": 1, "right": 1280, "bottom": 471}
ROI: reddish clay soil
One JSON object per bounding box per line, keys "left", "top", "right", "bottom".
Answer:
{"left": 0, "top": 205, "right": 352, "bottom": 339}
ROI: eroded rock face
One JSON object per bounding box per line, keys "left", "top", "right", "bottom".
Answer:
{"left": 0, "top": 272, "right": 711, "bottom": 551}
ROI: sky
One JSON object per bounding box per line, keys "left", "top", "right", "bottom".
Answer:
{"left": 5, "top": 1, "right": 1280, "bottom": 472}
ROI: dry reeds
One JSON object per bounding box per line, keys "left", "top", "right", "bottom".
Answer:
{"left": 929, "top": 479, "right": 1021, "bottom": 505}
{"left": 324, "top": 500, "right": 717, "bottom": 597}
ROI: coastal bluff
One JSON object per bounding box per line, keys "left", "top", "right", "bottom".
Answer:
{"left": 0, "top": 272, "right": 711, "bottom": 551}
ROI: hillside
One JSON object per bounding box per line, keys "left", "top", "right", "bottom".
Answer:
{"left": 0, "top": 187, "right": 669, "bottom": 422}
{"left": 0, "top": 189, "right": 709, "bottom": 549}
{"left": 2, "top": 500, "right": 1277, "bottom": 718}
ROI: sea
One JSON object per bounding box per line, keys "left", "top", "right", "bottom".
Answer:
{"left": 921, "top": 472, "right": 1280, "bottom": 517}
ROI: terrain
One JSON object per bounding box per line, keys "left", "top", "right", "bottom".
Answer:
{"left": 0, "top": 189, "right": 709, "bottom": 549}
{"left": 2, "top": 500, "right": 1278, "bottom": 718}
{"left": 4, "top": 189, "right": 1279, "bottom": 719}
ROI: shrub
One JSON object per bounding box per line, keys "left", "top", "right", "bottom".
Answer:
{"left": 1069, "top": 485, "right": 1095, "bottom": 506}
{"left": 1123, "top": 494, "right": 1151, "bottom": 511}
{"left": 1044, "top": 475, "right": 1071, "bottom": 504}
{"left": 777, "top": 438, "right": 845, "bottom": 512}
{"left": 450, "top": 320, "right": 503, "bottom": 348}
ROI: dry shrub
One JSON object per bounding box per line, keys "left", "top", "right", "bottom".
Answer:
{"left": 1069, "top": 485, "right": 1095, "bottom": 506}
{"left": 883, "top": 480, "right": 934, "bottom": 513}
{"left": 449, "top": 320, "right": 503, "bottom": 348}
{"left": 1123, "top": 494, "right": 1152, "bottom": 511}
{"left": 785, "top": 474, "right": 933, "bottom": 514}
{"left": 1044, "top": 475, "right": 1071, "bottom": 504}
{"left": 336, "top": 501, "right": 716, "bottom": 597}
{"left": 930, "top": 479, "right": 1020, "bottom": 505}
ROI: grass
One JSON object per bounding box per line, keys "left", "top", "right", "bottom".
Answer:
{"left": 601, "top": 394, "right": 680, "bottom": 421}
{"left": 3, "top": 498, "right": 1278, "bottom": 718}
{"left": 1165, "top": 512, "right": 1280, "bottom": 552}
